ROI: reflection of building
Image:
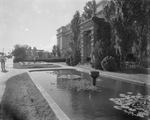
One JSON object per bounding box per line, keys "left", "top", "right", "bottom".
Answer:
{"left": 56, "top": 0, "right": 109, "bottom": 62}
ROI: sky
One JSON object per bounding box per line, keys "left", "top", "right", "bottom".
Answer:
{"left": 0, "top": 0, "right": 100, "bottom": 54}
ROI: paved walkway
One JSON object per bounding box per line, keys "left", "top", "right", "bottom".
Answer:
{"left": 0, "top": 60, "right": 149, "bottom": 102}
{"left": 0, "top": 59, "right": 28, "bottom": 101}
{"left": 56, "top": 62, "right": 150, "bottom": 86}
{"left": 79, "top": 64, "right": 150, "bottom": 84}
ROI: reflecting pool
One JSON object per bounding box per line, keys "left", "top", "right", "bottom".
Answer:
{"left": 29, "top": 69, "right": 150, "bottom": 120}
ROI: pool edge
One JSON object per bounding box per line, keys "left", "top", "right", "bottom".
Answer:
{"left": 28, "top": 72, "right": 70, "bottom": 120}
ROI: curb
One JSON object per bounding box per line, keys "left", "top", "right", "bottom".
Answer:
{"left": 74, "top": 66, "right": 150, "bottom": 86}
{"left": 28, "top": 72, "right": 70, "bottom": 120}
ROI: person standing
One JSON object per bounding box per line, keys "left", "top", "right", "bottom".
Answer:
{"left": 0, "top": 53, "right": 6, "bottom": 72}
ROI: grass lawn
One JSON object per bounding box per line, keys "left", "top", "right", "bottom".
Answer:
{"left": 1, "top": 73, "right": 58, "bottom": 120}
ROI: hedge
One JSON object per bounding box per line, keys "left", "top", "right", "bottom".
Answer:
{"left": 13, "top": 58, "right": 66, "bottom": 63}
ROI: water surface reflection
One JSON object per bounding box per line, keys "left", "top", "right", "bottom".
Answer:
{"left": 30, "top": 69, "right": 149, "bottom": 120}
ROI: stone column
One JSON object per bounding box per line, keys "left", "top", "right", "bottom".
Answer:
{"left": 90, "top": 29, "right": 95, "bottom": 55}
{"left": 90, "top": 20, "right": 98, "bottom": 55}
{"left": 80, "top": 31, "right": 88, "bottom": 63}
{"left": 80, "top": 31, "right": 84, "bottom": 64}
{"left": 90, "top": 22, "right": 98, "bottom": 65}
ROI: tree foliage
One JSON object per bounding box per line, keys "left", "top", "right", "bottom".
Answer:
{"left": 82, "top": 0, "right": 96, "bottom": 21}
{"left": 33, "top": 47, "right": 37, "bottom": 56}
{"left": 103, "top": 0, "right": 116, "bottom": 22}
{"left": 103, "top": 0, "right": 150, "bottom": 65}
{"left": 37, "top": 51, "right": 44, "bottom": 58}
{"left": 56, "top": 45, "right": 61, "bottom": 57}
{"left": 69, "top": 11, "right": 81, "bottom": 65}
{"left": 101, "top": 56, "right": 118, "bottom": 71}
{"left": 92, "top": 17, "right": 112, "bottom": 69}
{"left": 52, "top": 45, "right": 57, "bottom": 57}
{"left": 52, "top": 45, "right": 61, "bottom": 57}
{"left": 12, "top": 44, "right": 28, "bottom": 61}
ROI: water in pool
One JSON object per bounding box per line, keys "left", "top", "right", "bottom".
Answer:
{"left": 29, "top": 69, "right": 150, "bottom": 120}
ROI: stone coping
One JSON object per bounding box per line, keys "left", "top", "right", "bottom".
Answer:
{"left": 29, "top": 68, "right": 75, "bottom": 72}
{"left": 28, "top": 72, "right": 70, "bottom": 120}
{"left": 28, "top": 63, "right": 150, "bottom": 86}
{"left": 75, "top": 67, "right": 150, "bottom": 86}
{"left": 53, "top": 62, "right": 150, "bottom": 86}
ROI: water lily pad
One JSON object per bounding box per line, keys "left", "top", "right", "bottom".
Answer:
{"left": 110, "top": 92, "right": 150, "bottom": 118}
{"left": 128, "top": 108, "right": 136, "bottom": 112}
{"left": 127, "top": 92, "right": 133, "bottom": 95}
{"left": 119, "top": 93, "right": 126, "bottom": 97}
{"left": 121, "top": 105, "right": 129, "bottom": 109}
{"left": 109, "top": 98, "right": 115, "bottom": 101}
{"left": 137, "top": 112, "right": 144, "bottom": 118}
{"left": 114, "top": 106, "right": 122, "bottom": 110}
{"left": 58, "top": 74, "right": 82, "bottom": 80}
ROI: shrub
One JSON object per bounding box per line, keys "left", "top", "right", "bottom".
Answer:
{"left": 70, "top": 56, "right": 75, "bottom": 66}
{"left": 39, "top": 58, "right": 66, "bottom": 62}
{"left": 12, "top": 44, "right": 27, "bottom": 61}
{"left": 93, "top": 40, "right": 110, "bottom": 70}
{"left": 94, "top": 57, "right": 103, "bottom": 70}
{"left": 101, "top": 56, "right": 118, "bottom": 71}
{"left": 13, "top": 57, "right": 25, "bottom": 63}
{"left": 66, "top": 57, "right": 71, "bottom": 66}
{"left": 66, "top": 52, "right": 81, "bottom": 66}
{"left": 71, "top": 50, "right": 81, "bottom": 66}
{"left": 13, "top": 58, "right": 66, "bottom": 63}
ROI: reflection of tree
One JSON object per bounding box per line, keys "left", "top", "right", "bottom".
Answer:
{"left": 69, "top": 91, "right": 92, "bottom": 114}
{"left": 99, "top": 77, "right": 148, "bottom": 99}
{"left": 55, "top": 70, "right": 149, "bottom": 119}
{"left": 56, "top": 69, "right": 76, "bottom": 89}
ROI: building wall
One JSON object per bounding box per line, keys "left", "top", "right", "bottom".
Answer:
{"left": 56, "top": 24, "right": 71, "bottom": 57}
{"left": 62, "top": 35, "right": 70, "bottom": 50}
{"left": 56, "top": 0, "right": 109, "bottom": 60}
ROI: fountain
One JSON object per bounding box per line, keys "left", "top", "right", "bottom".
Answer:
{"left": 89, "top": 71, "right": 99, "bottom": 86}
{"left": 30, "top": 69, "right": 149, "bottom": 120}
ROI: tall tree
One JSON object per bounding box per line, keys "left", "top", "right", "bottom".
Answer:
{"left": 37, "top": 51, "right": 44, "bottom": 58}
{"left": 56, "top": 45, "right": 61, "bottom": 57}
{"left": 103, "top": 0, "right": 116, "bottom": 22}
{"left": 70, "top": 11, "right": 81, "bottom": 65}
{"left": 12, "top": 44, "right": 27, "bottom": 61}
{"left": 52, "top": 45, "right": 57, "bottom": 57}
{"left": 92, "top": 17, "right": 112, "bottom": 69}
{"left": 103, "top": 0, "right": 150, "bottom": 64}
{"left": 33, "top": 47, "right": 37, "bottom": 57}
{"left": 82, "top": 0, "right": 96, "bottom": 21}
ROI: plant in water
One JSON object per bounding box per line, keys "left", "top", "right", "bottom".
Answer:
{"left": 58, "top": 74, "right": 101, "bottom": 92}
{"left": 58, "top": 74, "right": 82, "bottom": 80}
{"left": 109, "top": 92, "right": 150, "bottom": 118}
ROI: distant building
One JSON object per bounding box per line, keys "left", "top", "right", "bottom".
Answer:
{"left": 56, "top": 0, "right": 109, "bottom": 62}
{"left": 26, "top": 49, "right": 50, "bottom": 59}
{"left": 57, "top": 24, "right": 71, "bottom": 57}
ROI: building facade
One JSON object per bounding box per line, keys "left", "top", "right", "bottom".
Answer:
{"left": 57, "top": 24, "right": 71, "bottom": 57}
{"left": 26, "top": 49, "right": 50, "bottom": 59}
{"left": 56, "top": 0, "right": 109, "bottom": 62}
